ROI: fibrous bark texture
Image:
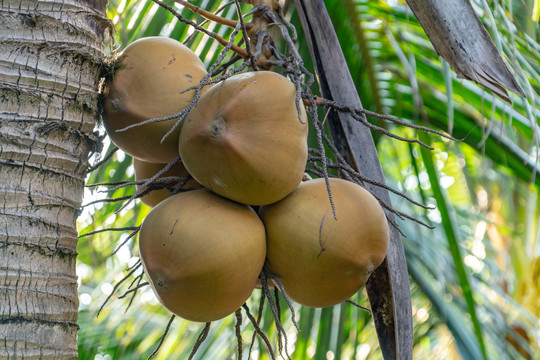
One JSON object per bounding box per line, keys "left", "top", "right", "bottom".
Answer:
{"left": 0, "top": 0, "right": 108, "bottom": 358}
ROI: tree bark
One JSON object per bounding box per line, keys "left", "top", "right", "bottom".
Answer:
{"left": 0, "top": 0, "right": 108, "bottom": 358}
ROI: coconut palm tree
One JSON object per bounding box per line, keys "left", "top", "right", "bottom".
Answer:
{"left": 0, "top": 0, "right": 108, "bottom": 357}
{"left": 37, "top": 0, "right": 540, "bottom": 359}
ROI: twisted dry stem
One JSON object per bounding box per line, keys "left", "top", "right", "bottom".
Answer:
{"left": 125, "top": 274, "right": 144, "bottom": 312}
{"left": 274, "top": 287, "right": 283, "bottom": 354}
{"left": 82, "top": 194, "right": 134, "bottom": 208}
{"left": 114, "top": 157, "right": 181, "bottom": 214}
{"left": 308, "top": 152, "right": 434, "bottom": 211}
{"left": 148, "top": 315, "right": 176, "bottom": 360}
{"left": 262, "top": 268, "right": 298, "bottom": 331}
{"left": 314, "top": 131, "right": 435, "bottom": 230}
{"left": 152, "top": 0, "right": 248, "bottom": 58}
{"left": 78, "top": 226, "right": 140, "bottom": 238}
{"left": 234, "top": 0, "right": 259, "bottom": 71}
{"left": 118, "top": 282, "right": 149, "bottom": 300}
{"left": 315, "top": 96, "right": 461, "bottom": 143}
{"left": 242, "top": 303, "right": 276, "bottom": 360}
{"left": 258, "top": 269, "right": 291, "bottom": 360}
{"left": 304, "top": 94, "right": 337, "bottom": 220}
{"left": 97, "top": 261, "right": 142, "bottom": 317}
{"left": 248, "top": 294, "right": 266, "bottom": 357}
{"left": 188, "top": 322, "right": 212, "bottom": 360}
{"left": 234, "top": 308, "right": 244, "bottom": 360}
{"left": 88, "top": 146, "right": 119, "bottom": 173}
{"left": 345, "top": 300, "right": 372, "bottom": 315}
{"left": 111, "top": 226, "right": 141, "bottom": 256}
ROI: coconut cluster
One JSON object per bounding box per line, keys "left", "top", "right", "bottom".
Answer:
{"left": 102, "top": 37, "right": 389, "bottom": 322}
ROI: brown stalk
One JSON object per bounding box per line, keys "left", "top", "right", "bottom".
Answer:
{"left": 148, "top": 315, "right": 176, "bottom": 360}
{"left": 151, "top": 0, "right": 249, "bottom": 58}
{"left": 175, "top": 0, "right": 255, "bottom": 35}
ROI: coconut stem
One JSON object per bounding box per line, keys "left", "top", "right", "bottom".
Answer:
{"left": 151, "top": 0, "right": 249, "bottom": 59}
{"left": 242, "top": 303, "right": 276, "bottom": 359}
{"left": 248, "top": 294, "right": 266, "bottom": 357}
{"left": 345, "top": 300, "right": 373, "bottom": 315}
{"left": 97, "top": 261, "right": 142, "bottom": 318}
{"left": 175, "top": 0, "right": 247, "bottom": 31}
{"left": 307, "top": 96, "right": 459, "bottom": 143}
{"left": 117, "top": 282, "right": 149, "bottom": 300}
{"left": 188, "top": 322, "right": 212, "bottom": 360}
{"left": 234, "top": 0, "right": 260, "bottom": 70}
{"left": 148, "top": 315, "right": 176, "bottom": 360}
{"left": 259, "top": 269, "right": 292, "bottom": 359}
{"left": 234, "top": 309, "right": 244, "bottom": 359}
{"left": 88, "top": 146, "right": 119, "bottom": 172}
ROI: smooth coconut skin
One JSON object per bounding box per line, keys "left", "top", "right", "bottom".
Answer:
{"left": 179, "top": 71, "right": 308, "bottom": 206}
{"left": 138, "top": 189, "right": 266, "bottom": 322}
{"left": 259, "top": 178, "right": 389, "bottom": 308}
{"left": 133, "top": 158, "right": 201, "bottom": 207}
{"left": 103, "top": 37, "right": 208, "bottom": 163}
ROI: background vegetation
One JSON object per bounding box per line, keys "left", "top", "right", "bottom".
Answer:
{"left": 77, "top": 0, "right": 540, "bottom": 359}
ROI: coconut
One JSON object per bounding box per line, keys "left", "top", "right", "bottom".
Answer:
{"left": 179, "top": 71, "right": 308, "bottom": 205}
{"left": 103, "top": 37, "right": 208, "bottom": 163}
{"left": 139, "top": 190, "right": 266, "bottom": 322}
{"left": 259, "top": 178, "right": 389, "bottom": 308}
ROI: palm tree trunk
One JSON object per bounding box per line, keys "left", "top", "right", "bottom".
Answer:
{"left": 0, "top": 0, "right": 108, "bottom": 358}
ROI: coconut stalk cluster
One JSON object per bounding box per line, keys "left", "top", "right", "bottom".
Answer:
{"left": 101, "top": 36, "right": 390, "bottom": 323}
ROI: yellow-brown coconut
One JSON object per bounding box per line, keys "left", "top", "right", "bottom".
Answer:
{"left": 179, "top": 71, "right": 308, "bottom": 205}
{"left": 139, "top": 190, "right": 266, "bottom": 322}
{"left": 133, "top": 159, "right": 201, "bottom": 207}
{"left": 258, "top": 178, "right": 389, "bottom": 308}
{"left": 103, "top": 37, "right": 208, "bottom": 163}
